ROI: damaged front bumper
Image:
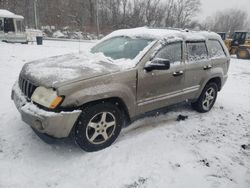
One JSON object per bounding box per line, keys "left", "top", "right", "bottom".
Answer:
{"left": 11, "top": 82, "right": 81, "bottom": 138}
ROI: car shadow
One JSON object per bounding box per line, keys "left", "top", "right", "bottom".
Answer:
{"left": 31, "top": 102, "right": 195, "bottom": 154}
{"left": 118, "top": 103, "right": 195, "bottom": 142}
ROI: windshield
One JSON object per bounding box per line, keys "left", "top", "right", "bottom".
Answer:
{"left": 91, "top": 36, "right": 153, "bottom": 60}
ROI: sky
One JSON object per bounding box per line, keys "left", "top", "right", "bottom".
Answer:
{"left": 198, "top": 0, "right": 250, "bottom": 20}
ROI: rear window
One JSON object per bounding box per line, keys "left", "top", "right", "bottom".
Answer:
{"left": 154, "top": 42, "right": 182, "bottom": 63}
{"left": 186, "top": 41, "right": 208, "bottom": 61}
{"left": 207, "top": 40, "right": 226, "bottom": 58}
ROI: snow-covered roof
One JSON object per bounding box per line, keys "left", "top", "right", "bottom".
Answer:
{"left": 103, "top": 27, "right": 221, "bottom": 41}
{"left": 0, "top": 9, "right": 24, "bottom": 19}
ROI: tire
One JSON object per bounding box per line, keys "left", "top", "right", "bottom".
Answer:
{"left": 74, "top": 102, "right": 123, "bottom": 152}
{"left": 191, "top": 82, "right": 218, "bottom": 113}
{"left": 236, "top": 48, "right": 250, "bottom": 59}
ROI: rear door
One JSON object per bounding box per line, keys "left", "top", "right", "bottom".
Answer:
{"left": 15, "top": 20, "right": 27, "bottom": 43}
{"left": 4, "top": 18, "right": 16, "bottom": 42}
{"left": 207, "top": 39, "right": 229, "bottom": 74}
{"left": 183, "top": 41, "right": 212, "bottom": 100}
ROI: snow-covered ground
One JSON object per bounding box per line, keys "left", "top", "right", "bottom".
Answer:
{"left": 0, "top": 41, "right": 249, "bottom": 188}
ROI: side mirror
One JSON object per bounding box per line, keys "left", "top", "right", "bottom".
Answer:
{"left": 144, "top": 58, "right": 170, "bottom": 72}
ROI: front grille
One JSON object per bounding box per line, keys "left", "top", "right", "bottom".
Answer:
{"left": 18, "top": 76, "right": 37, "bottom": 99}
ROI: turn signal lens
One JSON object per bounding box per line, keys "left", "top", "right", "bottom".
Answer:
{"left": 50, "top": 96, "right": 63, "bottom": 109}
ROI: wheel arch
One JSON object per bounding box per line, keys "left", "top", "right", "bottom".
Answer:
{"left": 69, "top": 96, "right": 131, "bottom": 139}
{"left": 78, "top": 97, "right": 131, "bottom": 124}
{"left": 193, "top": 76, "right": 222, "bottom": 101}
{"left": 236, "top": 46, "right": 250, "bottom": 59}
{"left": 206, "top": 77, "right": 222, "bottom": 91}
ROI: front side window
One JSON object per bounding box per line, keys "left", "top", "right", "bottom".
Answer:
{"left": 186, "top": 41, "right": 208, "bottom": 61}
{"left": 241, "top": 33, "right": 246, "bottom": 40}
{"left": 233, "top": 33, "right": 239, "bottom": 40}
{"left": 0, "top": 19, "right": 3, "bottom": 31}
{"left": 154, "top": 42, "right": 182, "bottom": 63}
{"left": 207, "top": 40, "right": 226, "bottom": 58}
{"left": 4, "top": 18, "right": 15, "bottom": 33}
{"left": 91, "top": 36, "right": 153, "bottom": 60}
{"left": 233, "top": 32, "right": 246, "bottom": 40}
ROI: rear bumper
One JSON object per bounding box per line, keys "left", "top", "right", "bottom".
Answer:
{"left": 11, "top": 82, "right": 81, "bottom": 138}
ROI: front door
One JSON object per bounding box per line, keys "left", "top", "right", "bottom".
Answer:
{"left": 4, "top": 18, "right": 16, "bottom": 43}
{"left": 137, "top": 41, "right": 185, "bottom": 114}
{"left": 0, "top": 18, "right": 4, "bottom": 41}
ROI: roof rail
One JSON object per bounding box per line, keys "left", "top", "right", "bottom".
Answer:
{"left": 147, "top": 26, "right": 185, "bottom": 32}
{"left": 146, "top": 27, "right": 211, "bottom": 33}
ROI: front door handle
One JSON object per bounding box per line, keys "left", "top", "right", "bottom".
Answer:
{"left": 203, "top": 65, "right": 212, "bottom": 70}
{"left": 173, "top": 70, "right": 184, "bottom": 77}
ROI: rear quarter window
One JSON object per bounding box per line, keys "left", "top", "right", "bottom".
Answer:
{"left": 186, "top": 41, "right": 208, "bottom": 61}
{"left": 208, "top": 40, "right": 226, "bottom": 58}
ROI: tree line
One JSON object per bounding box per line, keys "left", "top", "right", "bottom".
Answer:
{"left": 0, "top": 0, "right": 249, "bottom": 35}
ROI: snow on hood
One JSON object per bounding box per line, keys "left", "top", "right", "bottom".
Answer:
{"left": 20, "top": 51, "right": 135, "bottom": 87}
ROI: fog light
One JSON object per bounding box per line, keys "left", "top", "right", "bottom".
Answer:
{"left": 34, "top": 119, "right": 43, "bottom": 130}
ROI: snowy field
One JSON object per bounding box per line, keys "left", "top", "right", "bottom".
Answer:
{"left": 0, "top": 41, "right": 250, "bottom": 188}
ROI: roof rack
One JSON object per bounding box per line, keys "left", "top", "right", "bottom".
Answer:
{"left": 147, "top": 26, "right": 186, "bottom": 32}
{"left": 146, "top": 26, "right": 211, "bottom": 33}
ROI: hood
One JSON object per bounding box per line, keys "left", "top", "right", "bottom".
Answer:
{"left": 20, "top": 52, "right": 124, "bottom": 88}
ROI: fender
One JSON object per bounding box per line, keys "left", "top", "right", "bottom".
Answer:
{"left": 57, "top": 70, "right": 137, "bottom": 118}
{"left": 195, "top": 72, "right": 224, "bottom": 100}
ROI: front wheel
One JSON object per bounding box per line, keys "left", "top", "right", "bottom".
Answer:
{"left": 74, "top": 103, "right": 123, "bottom": 152}
{"left": 192, "top": 82, "right": 218, "bottom": 113}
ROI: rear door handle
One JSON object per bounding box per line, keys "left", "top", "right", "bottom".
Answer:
{"left": 203, "top": 65, "right": 212, "bottom": 70}
{"left": 173, "top": 70, "right": 184, "bottom": 77}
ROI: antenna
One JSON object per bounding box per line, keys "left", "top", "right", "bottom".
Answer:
{"left": 79, "top": 37, "right": 81, "bottom": 54}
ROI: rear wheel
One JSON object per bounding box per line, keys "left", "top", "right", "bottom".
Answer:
{"left": 236, "top": 48, "right": 250, "bottom": 59}
{"left": 74, "top": 103, "right": 123, "bottom": 152}
{"left": 191, "top": 82, "right": 218, "bottom": 113}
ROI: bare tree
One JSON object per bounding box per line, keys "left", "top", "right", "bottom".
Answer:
{"left": 0, "top": 0, "right": 202, "bottom": 33}
{"left": 144, "top": 0, "right": 164, "bottom": 27}
{"left": 163, "top": 0, "right": 201, "bottom": 28}
{"left": 204, "top": 9, "right": 249, "bottom": 35}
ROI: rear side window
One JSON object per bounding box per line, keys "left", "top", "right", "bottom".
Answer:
{"left": 207, "top": 40, "right": 226, "bottom": 58}
{"left": 186, "top": 41, "right": 208, "bottom": 61}
{"left": 154, "top": 42, "right": 182, "bottom": 63}
{"left": 16, "top": 20, "right": 24, "bottom": 32}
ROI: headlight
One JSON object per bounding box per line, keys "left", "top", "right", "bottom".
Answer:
{"left": 31, "top": 87, "right": 63, "bottom": 109}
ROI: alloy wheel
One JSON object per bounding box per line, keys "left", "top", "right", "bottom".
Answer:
{"left": 202, "top": 87, "right": 215, "bottom": 111}
{"left": 86, "top": 112, "right": 116, "bottom": 145}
